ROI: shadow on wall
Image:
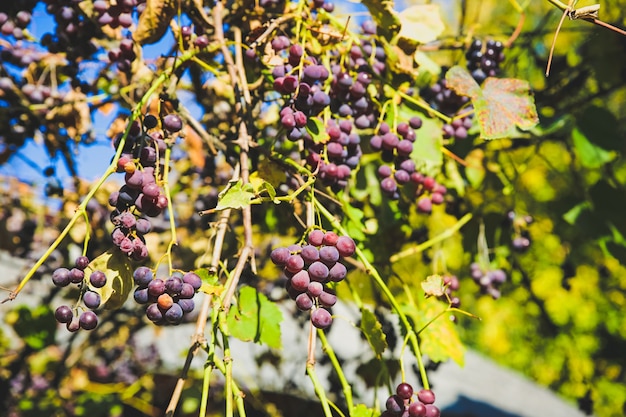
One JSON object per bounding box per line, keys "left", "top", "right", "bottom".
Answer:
{"left": 443, "top": 395, "right": 524, "bottom": 417}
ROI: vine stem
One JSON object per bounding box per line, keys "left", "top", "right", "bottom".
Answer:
{"left": 1, "top": 48, "right": 198, "bottom": 303}
{"left": 317, "top": 329, "right": 354, "bottom": 411}
{"left": 313, "top": 200, "right": 430, "bottom": 390}
{"left": 306, "top": 360, "right": 334, "bottom": 417}
{"left": 390, "top": 213, "right": 473, "bottom": 263}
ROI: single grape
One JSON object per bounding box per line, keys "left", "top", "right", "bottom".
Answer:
{"left": 308, "top": 261, "right": 330, "bottom": 282}
{"left": 165, "top": 303, "right": 184, "bottom": 324}
{"left": 311, "top": 307, "right": 332, "bottom": 329}
{"left": 396, "top": 382, "right": 414, "bottom": 400}
{"left": 89, "top": 270, "right": 107, "bottom": 288}
{"left": 285, "top": 254, "right": 305, "bottom": 273}
{"left": 424, "top": 404, "right": 440, "bottom": 417}
{"left": 83, "top": 291, "right": 101, "bottom": 309}
{"left": 157, "top": 293, "right": 174, "bottom": 310}
{"left": 328, "top": 263, "right": 347, "bottom": 282}
{"left": 290, "top": 270, "right": 310, "bottom": 292}
{"left": 75, "top": 256, "right": 90, "bottom": 270}
{"left": 183, "top": 272, "right": 202, "bottom": 290}
{"left": 165, "top": 276, "right": 184, "bottom": 295}
{"left": 135, "top": 218, "right": 152, "bottom": 234}
{"left": 318, "top": 290, "right": 337, "bottom": 307}
{"left": 307, "top": 281, "right": 324, "bottom": 297}
{"left": 146, "top": 303, "right": 163, "bottom": 322}
{"left": 319, "top": 246, "right": 340, "bottom": 265}
{"left": 133, "top": 266, "right": 153, "bottom": 287}
{"left": 148, "top": 278, "right": 166, "bottom": 297}
{"left": 408, "top": 401, "right": 427, "bottom": 417}
{"left": 335, "top": 236, "right": 356, "bottom": 257}
{"left": 385, "top": 395, "right": 404, "bottom": 413}
{"left": 52, "top": 268, "right": 71, "bottom": 287}
{"left": 322, "top": 231, "right": 339, "bottom": 246}
{"left": 69, "top": 268, "right": 85, "bottom": 284}
{"left": 134, "top": 287, "right": 150, "bottom": 304}
{"left": 270, "top": 247, "right": 290, "bottom": 265}
{"left": 55, "top": 305, "right": 73, "bottom": 323}
{"left": 179, "top": 283, "right": 195, "bottom": 299}
{"left": 163, "top": 114, "right": 183, "bottom": 133}
{"left": 79, "top": 311, "right": 98, "bottom": 330}
{"left": 177, "top": 299, "right": 195, "bottom": 314}
{"left": 417, "top": 197, "right": 432, "bottom": 214}
{"left": 66, "top": 319, "right": 80, "bottom": 332}
{"left": 300, "top": 245, "right": 320, "bottom": 264}
{"left": 417, "top": 389, "right": 435, "bottom": 405}
{"left": 295, "top": 293, "right": 313, "bottom": 311}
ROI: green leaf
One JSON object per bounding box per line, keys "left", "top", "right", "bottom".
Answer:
{"left": 215, "top": 179, "right": 255, "bottom": 211}
{"left": 446, "top": 66, "right": 539, "bottom": 139}
{"left": 397, "top": 5, "right": 445, "bottom": 45}
{"left": 563, "top": 201, "right": 592, "bottom": 225}
{"left": 350, "top": 403, "right": 378, "bottom": 417}
{"left": 409, "top": 115, "right": 443, "bottom": 175}
{"left": 306, "top": 116, "right": 327, "bottom": 144}
{"left": 401, "top": 298, "right": 465, "bottom": 365}
{"left": 359, "top": 0, "right": 401, "bottom": 40}
{"left": 226, "top": 286, "right": 282, "bottom": 349}
{"left": 571, "top": 127, "right": 615, "bottom": 168}
{"left": 360, "top": 307, "right": 388, "bottom": 358}
{"left": 7, "top": 305, "right": 56, "bottom": 349}
{"left": 87, "top": 249, "right": 134, "bottom": 310}
{"left": 133, "top": 0, "right": 177, "bottom": 45}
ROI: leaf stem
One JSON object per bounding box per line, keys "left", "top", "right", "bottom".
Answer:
{"left": 318, "top": 329, "right": 354, "bottom": 411}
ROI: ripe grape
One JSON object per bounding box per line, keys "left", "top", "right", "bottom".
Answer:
{"left": 165, "top": 303, "right": 184, "bottom": 324}
{"left": 134, "top": 287, "right": 150, "bottom": 304}
{"left": 165, "top": 277, "right": 184, "bottom": 295}
{"left": 285, "top": 254, "right": 305, "bottom": 273}
{"left": 336, "top": 236, "right": 356, "bottom": 257}
{"left": 52, "top": 268, "right": 71, "bottom": 287}
{"left": 83, "top": 291, "right": 101, "bottom": 309}
{"left": 311, "top": 307, "right": 333, "bottom": 329}
{"left": 183, "top": 272, "right": 202, "bottom": 290}
{"left": 295, "top": 293, "right": 314, "bottom": 311}
{"left": 307, "top": 281, "right": 324, "bottom": 297}
{"left": 148, "top": 279, "right": 165, "bottom": 297}
{"left": 55, "top": 305, "right": 73, "bottom": 324}
{"left": 79, "top": 311, "right": 98, "bottom": 330}
{"left": 319, "top": 246, "right": 340, "bottom": 265}
{"left": 89, "top": 270, "right": 107, "bottom": 288}
{"left": 133, "top": 266, "right": 153, "bottom": 286}
{"left": 69, "top": 268, "right": 85, "bottom": 284}
{"left": 290, "top": 270, "right": 310, "bottom": 291}
{"left": 146, "top": 303, "right": 163, "bottom": 322}
{"left": 417, "top": 389, "right": 435, "bottom": 405}
{"left": 270, "top": 247, "right": 290, "bottom": 265}
{"left": 396, "top": 382, "right": 414, "bottom": 399}
{"left": 385, "top": 395, "right": 404, "bottom": 414}
{"left": 178, "top": 299, "right": 195, "bottom": 313}
{"left": 328, "top": 263, "right": 347, "bottom": 282}
{"left": 75, "top": 256, "right": 90, "bottom": 270}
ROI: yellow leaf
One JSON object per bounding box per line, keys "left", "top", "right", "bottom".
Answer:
{"left": 397, "top": 5, "right": 445, "bottom": 45}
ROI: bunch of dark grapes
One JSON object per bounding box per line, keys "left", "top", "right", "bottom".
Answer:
{"left": 422, "top": 75, "right": 473, "bottom": 142}
{"left": 52, "top": 255, "right": 107, "bottom": 331}
{"left": 311, "top": 0, "right": 335, "bottom": 12}
{"left": 0, "top": 41, "right": 47, "bottom": 67}
{"left": 108, "top": 37, "right": 137, "bottom": 73}
{"left": 0, "top": 9, "right": 32, "bottom": 40}
{"left": 470, "top": 263, "right": 506, "bottom": 299}
{"left": 465, "top": 39, "right": 506, "bottom": 84}
{"left": 271, "top": 230, "right": 356, "bottom": 329}
{"left": 132, "top": 267, "right": 202, "bottom": 325}
{"left": 92, "top": 0, "right": 147, "bottom": 29}
{"left": 107, "top": 113, "right": 184, "bottom": 261}
{"left": 506, "top": 210, "right": 532, "bottom": 252}
{"left": 382, "top": 382, "right": 440, "bottom": 417}
{"left": 40, "top": 1, "right": 100, "bottom": 61}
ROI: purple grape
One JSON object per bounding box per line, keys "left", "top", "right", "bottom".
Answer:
{"left": 69, "top": 268, "right": 85, "bottom": 284}
{"left": 270, "top": 247, "right": 290, "bottom": 266}
{"left": 179, "top": 283, "right": 195, "bottom": 299}
{"left": 79, "top": 311, "right": 98, "bottom": 330}
{"left": 148, "top": 278, "right": 165, "bottom": 297}
{"left": 88, "top": 270, "right": 107, "bottom": 288}
{"left": 75, "top": 256, "right": 90, "bottom": 270}
{"left": 177, "top": 299, "right": 195, "bottom": 313}
{"left": 319, "top": 246, "right": 340, "bottom": 265}
{"left": 295, "top": 293, "right": 313, "bottom": 311}
{"left": 378, "top": 165, "right": 392, "bottom": 179}
{"left": 118, "top": 211, "right": 137, "bottom": 229}
{"left": 183, "top": 272, "right": 202, "bottom": 290}
{"left": 335, "top": 236, "right": 355, "bottom": 257}
{"left": 328, "top": 262, "right": 347, "bottom": 282}
{"left": 300, "top": 245, "right": 320, "bottom": 264}
{"left": 163, "top": 114, "right": 183, "bottom": 133}
{"left": 133, "top": 266, "right": 153, "bottom": 287}
{"left": 307, "top": 281, "right": 324, "bottom": 297}
{"left": 66, "top": 319, "right": 80, "bottom": 332}
{"left": 134, "top": 287, "right": 150, "bottom": 304}
{"left": 417, "top": 389, "right": 435, "bottom": 404}
{"left": 311, "top": 308, "right": 332, "bottom": 329}
{"left": 424, "top": 404, "right": 440, "bottom": 417}
{"left": 125, "top": 170, "right": 144, "bottom": 189}
{"left": 83, "top": 291, "right": 101, "bottom": 309}
{"left": 165, "top": 277, "right": 184, "bottom": 295}
{"left": 119, "top": 237, "right": 134, "bottom": 254}
{"left": 381, "top": 177, "right": 397, "bottom": 194}
{"left": 397, "top": 382, "right": 414, "bottom": 399}
{"left": 417, "top": 197, "right": 432, "bottom": 213}
{"left": 285, "top": 254, "right": 305, "bottom": 273}
{"left": 308, "top": 261, "right": 329, "bottom": 282}
{"left": 322, "top": 232, "right": 339, "bottom": 246}
{"left": 318, "top": 289, "right": 337, "bottom": 307}
{"left": 386, "top": 395, "right": 405, "bottom": 413}
{"left": 142, "top": 182, "right": 160, "bottom": 198}
{"left": 55, "top": 305, "right": 73, "bottom": 323}
{"left": 52, "top": 268, "right": 71, "bottom": 287}
{"left": 165, "top": 303, "right": 184, "bottom": 324}
{"left": 146, "top": 303, "right": 163, "bottom": 322}
{"left": 290, "top": 270, "right": 310, "bottom": 292}
{"left": 408, "top": 401, "right": 427, "bottom": 417}
{"left": 136, "top": 218, "right": 152, "bottom": 234}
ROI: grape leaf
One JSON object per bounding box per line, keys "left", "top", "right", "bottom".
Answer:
{"left": 360, "top": 307, "right": 388, "bottom": 358}
{"left": 446, "top": 66, "right": 539, "bottom": 140}
{"left": 226, "top": 286, "right": 282, "bottom": 349}
{"left": 397, "top": 5, "right": 445, "bottom": 45}
{"left": 421, "top": 275, "right": 445, "bottom": 297}
{"left": 350, "top": 403, "right": 378, "bottom": 417}
{"left": 86, "top": 249, "right": 134, "bottom": 310}
{"left": 571, "top": 127, "right": 615, "bottom": 168}
{"left": 400, "top": 298, "right": 465, "bottom": 366}
{"left": 214, "top": 179, "right": 255, "bottom": 211}
{"left": 360, "top": 0, "right": 401, "bottom": 39}
{"left": 133, "top": 0, "right": 177, "bottom": 45}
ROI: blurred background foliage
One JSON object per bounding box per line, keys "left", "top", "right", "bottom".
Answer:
{"left": 1, "top": 0, "right": 626, "bottom": 416}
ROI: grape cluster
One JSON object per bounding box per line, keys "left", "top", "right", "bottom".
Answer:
{"left": 108, "top": 37, "right": 136, "bottom": 73}
{"left": 506, "top": 210, "right": 532, "bottom": 252}
{"left": 132, "top": 267, "right": 201, "bottom": 325}
{"left": 52, "top": 255, "right": 106, "bottom": 331}
{"left": 465, "top": 39, "right": 506, "bottom": 84}
{"left": 0, "top": 41, "right": 46, "bottom": 67}
{"left": 441, "top": 274, "right": 461, "bottom": 308}
{"left": 107, "top": 114, "right": 184, "bottom": 261}
{"left": 470, "top": 263, "right": 506, "bottom": 299}
{"left": 382, "top": 382, "right": 440, "bottom": 417}
{"left": 423, "top": 76, "right": 473, "bottom": 142}
{"left": 40, "top": 1, "right": 99, "bottom": 61}
{"left": 92, "top": 0, "right": 146, "bottom": 29}
{"left": 0, "top": 9, "right": 32, "bottom": 40}
{"left": 271, "top": 230, "right": 356, "bottom": 329}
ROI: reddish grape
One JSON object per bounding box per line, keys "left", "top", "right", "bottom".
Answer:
{"left": 79, "top": 311, "right": 98, "bottom": 330}
{"left": 335, "top": 236, "right": 356, "bottom": 257}
{"left": 417, "top": 389, "right": 435, "bottom": 405}
{"left": 396, "top": 382, "right": 414, "bottom": 399}
{"left": 55, "top": 305, "right": 73, "bottom": 323}
{"left": 311, "top": 307, "right": 333, "bottom": 329}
